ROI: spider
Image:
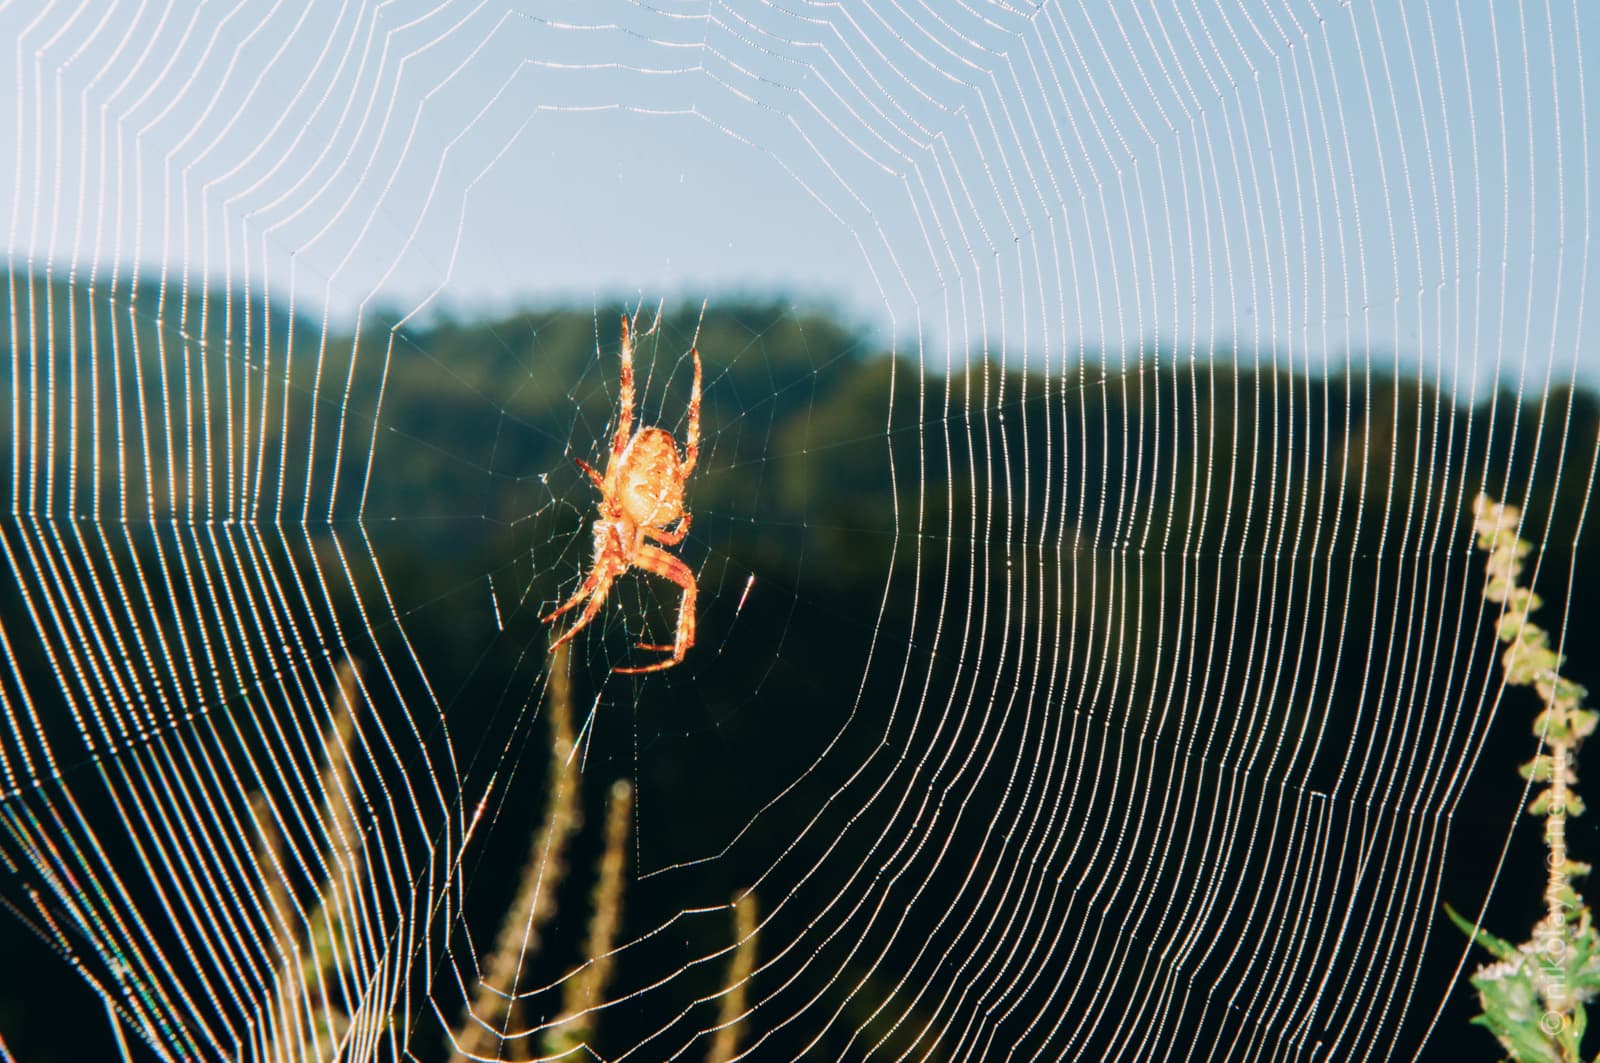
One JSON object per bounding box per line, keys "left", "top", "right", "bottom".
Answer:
{"left": 544, "top": 314, "right": 701, "bottom": 673}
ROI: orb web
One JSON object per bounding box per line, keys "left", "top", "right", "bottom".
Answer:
{"left": 0, "top": 1, "right": 1596, "bottom": 1061}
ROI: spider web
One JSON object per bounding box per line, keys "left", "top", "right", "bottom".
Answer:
{"left": 1, "top": 1, "right": 1597, "bottom": 1060}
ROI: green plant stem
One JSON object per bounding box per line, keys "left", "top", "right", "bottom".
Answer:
{"left": 1452, "top": 494, "right": 1600, "bottom": 1062}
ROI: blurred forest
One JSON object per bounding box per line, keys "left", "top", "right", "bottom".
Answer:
{"left": 2, "top": 272, "right": 1600, "bottom": 1059}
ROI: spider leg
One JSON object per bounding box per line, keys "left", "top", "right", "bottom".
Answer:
{"left": 679, "top": 344, "right": 701, "bottom": 476}
{"left": 611, "top": 314, "right": 636, "bottom": 467}
{"left": 573, "top": 456, "right": 605, "bottom": 491}
{"left": 612, "top": 544, "right": 696, "bottom": 674}
{"left": 543, "top": 565, "right": 605, "bottom": 624}
{"left": 645, "top": 514, "right": 690, "bottom": 546}
{"left": 545, "top": 569, "right": 618, "bottom": 651}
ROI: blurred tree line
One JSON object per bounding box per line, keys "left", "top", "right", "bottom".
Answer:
{"left": 2, "top": 271, "right": 1600, "bottom": 1058}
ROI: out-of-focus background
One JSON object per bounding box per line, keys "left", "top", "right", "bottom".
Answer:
{"left": 1, "top": 3, "right": 1597, "bottom": 1060}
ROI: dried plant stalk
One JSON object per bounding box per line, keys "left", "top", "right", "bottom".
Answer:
{"left": 451, "top": 645, "right": 582, "bottom": 1063}
{"left": 544, "top": 779, "right": 633, "bottom": 1055}
{"left": 257, "top": 658, "right": 365, "bottom": 1062}
{"left": 706, "top": 892, "right": 760, "bottom": 1063}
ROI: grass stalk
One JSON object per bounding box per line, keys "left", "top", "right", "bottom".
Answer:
{"left": 450, "top": 645, "right": 583, "bottom": 1062}
{"left": 706, "top": 892, "right": 759, "bottom": 1063}
{"left": 542, "top": 779, "right": 633, "bottom": 1056}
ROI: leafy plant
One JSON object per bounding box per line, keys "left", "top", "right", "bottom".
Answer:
{"left": 1450, "top": 494, "right": 1600, "bottom": 1061}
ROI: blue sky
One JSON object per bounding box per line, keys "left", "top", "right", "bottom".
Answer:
{"left": 3, "top": 0, "right": 1595, "bottom": 392}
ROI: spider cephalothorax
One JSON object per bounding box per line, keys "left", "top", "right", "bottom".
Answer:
{"left": 544, "top": 314, "right": 701, "bottom": 673}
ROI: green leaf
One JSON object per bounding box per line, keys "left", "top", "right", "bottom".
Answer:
{"left": 1486, "top": 576, "right": 1518, "bottom": 603}
{"left": 1446, "top": 903, "right": 1521, "bottom": 961}
{"left": 1472, "top": 963, "right": 1562, "bottom": 1062}
{"left": 1557, "top": 883, "right": 1586, "bottom": 914}
{"left": 1572, "top": 708, "right": 1600, "bottom": 739}
{"left": 1536, "top": 790, "right": 1589, "bottom": 818}
{"left": 1498, "top": 613, "right": 1536, "bottom": 644}
{"left": 1507, "top": 644, "right": 1560, "bottom": 686}
{"left": 1524, "top": 756, "right": 1558, "bottom": 782}
{"left": 1561, "top": 999, "right": 1587, "bottom": 1060}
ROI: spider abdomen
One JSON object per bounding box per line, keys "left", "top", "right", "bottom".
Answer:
{"left": 616, "top": 427, "right": 685, "bottom": 528}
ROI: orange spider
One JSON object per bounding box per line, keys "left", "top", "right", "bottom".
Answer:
{"left": 544, "top": 314, "right": 701, "bottom": 673}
